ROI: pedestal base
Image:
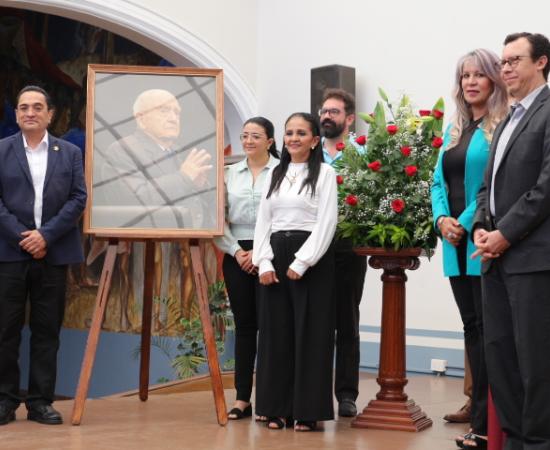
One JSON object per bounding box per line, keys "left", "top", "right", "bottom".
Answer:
{"left": 351, "top": 399, "right": 433, "bottom": 432}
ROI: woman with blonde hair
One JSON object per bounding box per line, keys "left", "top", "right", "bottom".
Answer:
{"left": 431, "top": 48, "right": 508, "bottom": 450}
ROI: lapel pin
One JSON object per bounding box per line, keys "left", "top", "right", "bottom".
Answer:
{"left": 53, "top": 145, "right": 60, "bottom": 152}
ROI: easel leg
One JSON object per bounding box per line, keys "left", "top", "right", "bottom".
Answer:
{"left": 189, "top": 241, "right": 228, "bottom": 426}
{"left": 139, "top": 240, "right": 155, "bottom": 401}
{"left": 71, "top": 244, "right": 118, "bottom": 425}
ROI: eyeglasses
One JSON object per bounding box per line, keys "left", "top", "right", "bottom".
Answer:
{"left": 239, "top": 133, "right": 267, "bottom": 141}
{"left": 318, "top": 108, "right": 343, "bottom": 117}
{"left": 496, "top": 55, "right": 531, "bottom": 69}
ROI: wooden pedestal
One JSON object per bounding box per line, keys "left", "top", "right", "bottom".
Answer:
{"left": 351, "top": 247, "right": 432, "bottom": 432}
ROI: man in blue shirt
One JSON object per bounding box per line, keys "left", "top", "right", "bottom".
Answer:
{"left": 320, "top": 88, "right": 367, "bottom": 417}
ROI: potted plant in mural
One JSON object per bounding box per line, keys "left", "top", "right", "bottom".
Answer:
{"left": 135, "top": 281, "right": 235, "bottom": 380}
{"left": 171, "top": 281, "right": 235, "bottom": 379}
{"left": 336, "top": 88, "right": 444, "bottom": 256}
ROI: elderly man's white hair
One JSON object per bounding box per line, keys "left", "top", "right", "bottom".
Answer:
{"left": 133, "top": 89, "right": 176, "bottom": 117}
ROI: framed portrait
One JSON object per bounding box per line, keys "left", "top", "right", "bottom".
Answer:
{"left": 83, "top": 64, "right": 224, "bottom": 239}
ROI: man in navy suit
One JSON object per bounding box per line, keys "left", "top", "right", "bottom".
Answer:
{"left": 0, "top": 86, "right": 87, "bottom": 425}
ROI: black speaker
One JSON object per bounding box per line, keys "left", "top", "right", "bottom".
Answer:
{"left": 310, "top": 64, "right": 356, "bottom": 130}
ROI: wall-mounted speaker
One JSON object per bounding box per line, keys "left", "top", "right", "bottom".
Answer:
{"left": 310, "top": 64, "right": 356, "bottom": 131}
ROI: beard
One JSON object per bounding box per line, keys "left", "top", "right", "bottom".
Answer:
{"left": 321, "top": 118, "right": 346, "bottom": 138}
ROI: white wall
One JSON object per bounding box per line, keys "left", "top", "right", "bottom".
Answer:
{"left": 255, "top": 0, "right": 550, "bottom": 369}
{"left": 129, "top": 0, "right": 258, "bottom": 91}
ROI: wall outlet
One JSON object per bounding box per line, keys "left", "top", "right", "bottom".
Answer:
{"left": 430, "top": 358, "right": 447, "bottom": 374}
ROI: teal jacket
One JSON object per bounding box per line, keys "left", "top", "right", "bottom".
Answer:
{"left": 430, "top": 125, "right": 490, "bottom": 277}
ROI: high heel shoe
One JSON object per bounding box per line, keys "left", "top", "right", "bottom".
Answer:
{"left": 266, "top": 416, "right": 293, "bottom": 430}
{"left": 228, "top": 403, "right": 252, "bottom": 420}
{"left": 462, "top": 434, "right": 487, "bottom": 450}
{"left": 295, "top": 420, "right": 319, "bottom": 432}
{"left": 455, "top": 432, "right": 475, "bottom": 448}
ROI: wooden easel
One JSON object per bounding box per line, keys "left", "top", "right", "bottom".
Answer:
{"left": 70, "top": 238, "right": 228, "bottom": 426}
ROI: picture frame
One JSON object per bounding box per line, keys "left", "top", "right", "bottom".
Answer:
{"left": 83, "top": 64, "right": 224, "bottom": 239}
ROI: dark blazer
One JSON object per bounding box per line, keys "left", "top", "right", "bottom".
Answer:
{"left": 93, "top": 129, "right": 214, "bottom": 229}
{"left": 473, "top": 85, "right": 550, "bottom": 274}
{"left": 0, "top": 132, "right": 87, "bottom": 265}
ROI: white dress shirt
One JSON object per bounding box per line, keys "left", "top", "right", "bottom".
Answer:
{"left": 214, "top": 155, "right": 279, "bottom": 256}
{"left": 23, "top": 133, "right": 49, "bottom": 229}
{"left": 252, "top": 162, "right": 337, "bottom": 276}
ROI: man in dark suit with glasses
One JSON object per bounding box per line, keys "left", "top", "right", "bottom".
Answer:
{"left": 473, "top": 32, "right": 550, "bottom": 450}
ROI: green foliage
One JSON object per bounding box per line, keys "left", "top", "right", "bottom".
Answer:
{"left": 134, "top": 282, "right": 235, "bottom": 381}
{"left": 170, "top": 283, "right": 234, "bottom": 379}
{"left": 336, "top": 89, "right": 444, "bottom": 255}
{"left": 223, "top": 358, "right": 235, "bottom": 371}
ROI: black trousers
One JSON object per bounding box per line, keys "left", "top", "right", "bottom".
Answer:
{"left": 0, "top": 259, "right": 67, "bottom": 407}
{"left": 222, "top": 240, "right": 258, "bottom": 403}
{"left": 482, "top": 260, "right": 550, "bottom": 450}
{"left": 449, "top": 276, "right": 487, "bottom": 434}
{"left": 256, "top": 231, "right": 335, "bottom": 421}
{"left": 333, "top": 238, "right": 367, "bottom": 402}
{"left": 449, "top": 239, "right": 487, "bottom": 435}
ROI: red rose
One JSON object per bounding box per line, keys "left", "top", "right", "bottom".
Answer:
{"left": 367, "top": 160, "right": 382, "bottom": 171}
{"left": 404, "top": 165, "right": 418, "bottom": 177}
{"left": 336, "top": 142, "right": 346, "bottom": 151}
{"left": 345, "top": 194, "right": 358, "bottom": 206}
{"left": 355, "top": 135, "right": 367, "bottom": 146}
{"left": 432, "top": 109, "right": 444, "bottom": 119}
{"left": 432, "top": 136, "right": 444, "bottom": 148}
{"left": 391, "top": 199, "right": 406, "bottom": 213}
{"left": 419, "top": 109, "right": 431, "bottom": 117}
{"left": 336, "top": 175, "right": 344, "bottom": 185}
{"left": 387, "top": 124, "right": 398, "bottom": 135}
{"left": 401, "top": 146, "right": 411, "bottom": 157}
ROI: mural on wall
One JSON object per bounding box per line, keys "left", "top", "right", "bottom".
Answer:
{"left": 0, "top": 7, "right": 224, "bottom": 339}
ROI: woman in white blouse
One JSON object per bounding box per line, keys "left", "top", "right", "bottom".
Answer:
{"left": 214, "top": 117, "right": 279, "bottom": 420}
{"left": 253, "top": 112, "right": 338, "bottom": 431}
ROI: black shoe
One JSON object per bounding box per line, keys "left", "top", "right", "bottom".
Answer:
{"left": 228, "top": 403, "right": 252, "bottom": 420}
{"left": 266, "top": 416, "right": 294, "bottom": 430}
{"left": 338, "top": 399, "right": 357, "bottom": 417}
{"left": 0, "top": 403, "right": 17, "bottom": 425}
{"left": 295, "top": 420, "right": 319, "bottom": 432}
{"left": 27, "top": 404, "right": 63, "bottom": 425}
{"left": 462, "top": 434, "right": 487, "bottom": 450}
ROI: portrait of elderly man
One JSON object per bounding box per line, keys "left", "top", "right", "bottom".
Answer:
{"left": 93, "top": 88, "right": 214, "bottom": 229}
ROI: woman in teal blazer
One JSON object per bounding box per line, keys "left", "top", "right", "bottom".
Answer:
{"left": 432, "top": 125, "right": 488, "bottom": 277}
{"left": 430, "top": 48, "right": 508, "bottom": 450}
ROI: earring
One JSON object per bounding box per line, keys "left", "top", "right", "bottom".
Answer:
{"left": 311, "top": 146, "right": 315, "bottom": 150}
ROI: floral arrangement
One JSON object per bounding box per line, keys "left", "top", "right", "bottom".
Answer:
{"left": 336, "top": 88, "right": 444, "bottom": 255}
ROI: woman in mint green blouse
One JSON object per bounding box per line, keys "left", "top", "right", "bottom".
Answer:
{"left": 214, "top": 117, "right": 279, "bottom": 420}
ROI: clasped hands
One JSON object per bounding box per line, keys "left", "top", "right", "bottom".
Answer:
{"left": 235, "top": 250, "right": 301, "bottom": 283}
{"left": 20, "top": 229, "right": 47, "bottom": 259}
{"left": 259, "top": 268, "right": 301, "bottom": 285}
{"left": 439, "top": 216, "right": 465, "bottom": 246}
{"left": 235, "top": 249, "right": 257, "bottom": 276}
{"left": 471, "top": 228, "right": 510, "bottom": 262}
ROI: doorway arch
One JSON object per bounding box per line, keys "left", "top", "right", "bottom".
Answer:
{"left": 0, "top": 0, "right": 256, "bottom": 141}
